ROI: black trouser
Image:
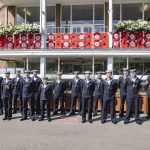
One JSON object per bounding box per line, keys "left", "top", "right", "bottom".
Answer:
{"left": 124, "top": 96, "right": 140, "bottom": 121}
{"left": 70, "top": 93, "right": 82, "bottom": 114}
{"left": 93, "top": 95, "right": 103, "bottom": 114}
{"left": 22, "top": 97, "right": 35, "bottom": 119}
{"left": 119, "top": 93, "right": 126, "bottom": 116}
{"left": 53, "top": 94, "right": 65, "bottom": 115}
{"left": 82, "top": 96, "right": 93, "bottom": 120}
{"left": 3, "top": 97, "right": 12, "bottom": 119}
{"left": 147, "top": 96, "right": 150, "bottom": 117}
{"left": 0, "top": 98, "right": 3, "bottom": 113}
{"left": 101, "top": 99, "right": 116, "bottom": 121}
{"left": 12, "top": 93, "right": 22, "bottom": 113}
{"left": 40, "top": 100, "right": 51, "bottom": 119}
{"left": 33, "top": 93, "right": 40, "bottom": 115}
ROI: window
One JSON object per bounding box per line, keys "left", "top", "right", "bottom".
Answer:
{"left": 129, "top": 58, "right": 143, "bottom": 75}
{"left": 122, "top": 4, "right": 142, "bottom": 20}
{"left": 144, "top": 3, "right": 150, "bottom": 21}
{"left": 16, "top": 7, "right": 25, "bottom": 24}
{"left": 72, "top": 5, "right": 93, "bottom": 24}
{"left": 26, "top": 7, "right": 40, "bottom": 24}
{"left": 61, "top": 5, "right": 71, "bottom": 25}
{"left": 113, "top": 4, "right": 120, "bottom": 24}
{"left": 47, "top": 6, "right": 55, "bottom": 24}
{"left": 94, "top": 4, "right": 104, "bottom": 24}
{"left": 114, "top": 57, "right": 127, "bottom": 75}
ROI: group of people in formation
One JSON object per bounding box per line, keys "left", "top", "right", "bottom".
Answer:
{"left": 0, "top": 68, "right": 150, "bottom": 125}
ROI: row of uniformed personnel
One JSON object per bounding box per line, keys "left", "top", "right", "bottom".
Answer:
{"left": 0, "top": 68, "right": 150, "bottom": 124}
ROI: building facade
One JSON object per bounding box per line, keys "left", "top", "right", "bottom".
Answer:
{"left": 0, "top": 0, "right": 150, "bottom": 82}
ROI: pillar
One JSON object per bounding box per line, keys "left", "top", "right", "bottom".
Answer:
{"left": 107, "top": 56, "right": 114, "bottom": 71}
{"left": 108, "top": 0, "right": 113, "bottom": 48}
{"left": 127, "top": 57, "right": 129, "bottom": 69}
{"left": 40, "top": 0, "right": 46, "bottom": 77}
{"left": 26, "top": 56, "right": 29, "bottom": 70}
{"left": 40, "top": 56, "right": 46, "bottom": 77}
{"left": 104, "top": 2, "right": 109, "bottom": 32}
{"left": 6, "top": 6, "right": 16, "bottom": 25}
{"left": 56, "top": 4, "right": 61, "bottom": 33}
{"left": 92, "top": 57, "right": 95, "bottom": 79}
{"left": 58, "top": 57, "right": 60, "bottom": 72}
{"left": 0, "top": 2, "right": 6, "bottom": 24}
{"left": 40, "top": 0, "right": 46, "bottom": 49}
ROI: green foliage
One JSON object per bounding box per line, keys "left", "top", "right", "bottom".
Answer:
{"left": 113, "top": 20, "right": 150, "bottom": 32}
{"left": 0, "top": 23, "right": 40, "bottom": 35}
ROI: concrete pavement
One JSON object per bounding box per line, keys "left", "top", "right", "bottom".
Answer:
{"left": 0, "top": 113, "right": 150, "bottom": 150}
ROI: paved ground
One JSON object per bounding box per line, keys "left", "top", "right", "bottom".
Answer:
{"left": 0, "top": 112, "right": 150, "bottom": 150}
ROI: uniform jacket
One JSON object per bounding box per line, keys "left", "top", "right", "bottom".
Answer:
{"left": 12, "top": 76, "right": 23, "bottom": 95}
{"left": 0, "top": 76, "right": 3, "bottom": 98}
{"left": 21, "top": 77, "right": 35, "bottom": 98}
{"left": 118, "top": 75, "right": 128, "bottom": 95}
{"left": 32, "top": 76, "right": 42, "bottom": 93}
{"left": 39, "top": 83, "right": 53, "bottom": 101}
{"left": 93, "top": 78, "right": 104, "bottom": 96}
{"left": 53, "top": 79, "right": 67, "bottom": 95}
{"left": 69, "top": 78, "right": 82, "bottom": 95}
{"left": 81, "top": 79, "right": 95, "bottom": 97}
{"left": 125, "top": 76, "right": 141, "bottom": 98}
{"left": 103, "top": 78, "right": 118, "bottom": 101}
{"left": 1, "top": 78, "right": 13, "bottom": 98}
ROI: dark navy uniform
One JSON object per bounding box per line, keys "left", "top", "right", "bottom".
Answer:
{"left": 93, "top": 78, "right": 104, "bottom": 116}
{"left": 118, "top": 75, "right": 127, "bottom": 117}
{"left": 1, "top": 78, "right": 13, "bottom": 120}
{"left": 0, "top": 76, "right": 3, "bottom": 115}
{"left": 146, "top": 75, "right": 150, "bottom": 119}
{"left": 81, "top": 78, "right": 94, "bottom": 123}
{"left": 101, "top": 78, "right": 118, "bottom": 124}
{"left": 118, "top": 68, "right": 129, "bottom": 118}
{"left": 32, "top": 76, "right": 42, "bottom": 115}
{"left": 21, "top": 77, "right": 35, "bottom": 121}
{"left": 69, "top": 77, "right": 82, "bottom": 115}
{"left": 39, "top": 81, "right": 53, "bottom": 121}
{"left": 124, "top": 75, "right": 142, "bottom": 124}
{"left": 53, "top": 79, "right": 67, "bottom": 115}
{"left": 12, "top": 76, "right": 23, "bottom": 113}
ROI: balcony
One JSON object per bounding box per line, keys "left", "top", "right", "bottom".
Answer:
{"left": 0, "top": 26, "right": 150, "bottom": 55}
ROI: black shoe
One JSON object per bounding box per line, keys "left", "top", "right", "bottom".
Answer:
{"left": 124, "top": 120, "right": 130, "bottom": 124}
{"left": 130, "top": 114, "right": 134, "bottom": 118}
{"left": 82, "top": 119, "right": 86, "bottom": 123}
{"left": 7, "top": 117, "right": 11, "bottom": 121}
{"left": 0, "top": 110, "right": 3, "bottom": 115}
{"left": 52, "top": 111, "right": 58, "bottom": 115}
{"left": 61, "top": 111, "right": 65, "bottom": 116}
{"left": 79, "top": 112, "right": 82, "bottom": 116}
{"left": 12, "top": 110, "right": 17, "bottom": 114}
{"left": 69, "top": 112, "right": 75, "bottom": 116}
{"left": 3, "top": 117, "right": 7, "bottom": 120}
{"left": 48, "top": 118, "right": 51, "bottom": 122}
{"left": 20, "top": 118, "right": 27, "bottom": 121}
{"left": 31, "top": 117, "right": 35, "bottom": 121}
{"left": 93, "top": 113, "right": 97, "bottom": 117}
{"left": 89, "top": 119, "right": 93, "bottom": 123}
{"left": 146, "top": 116, "right": 150, "bottom": 120}
{"left": 136, "top": 119, "right": 142, "bottom": 125}
{"left": 112, "top": 119, "right": 117, "bottom": 124}
{"left": 39, "top": 118, "right": 44, "bottom": 121}
{"left": 101, "top": 120, "right": 106, "bottom": 124}
{"left": 119, "top": 114, "right": 124, "bottom": 118}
